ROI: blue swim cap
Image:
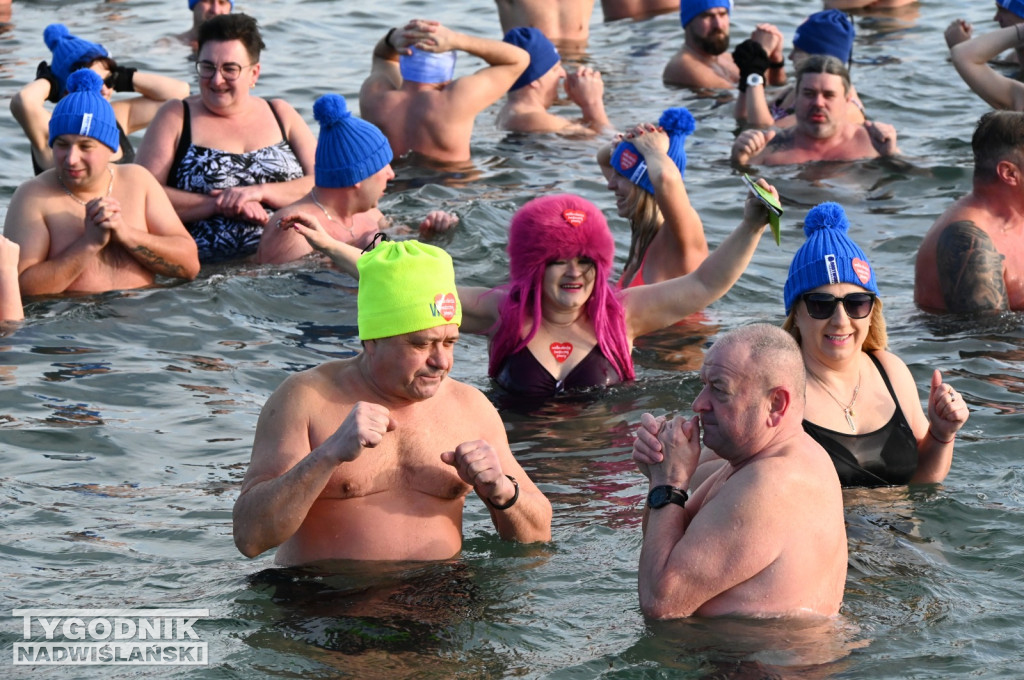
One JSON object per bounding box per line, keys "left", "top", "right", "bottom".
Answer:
{"left": 680, "top": 0, "right": 732, "bottom": 29}
{"left": 998, "top": 0, "right": 1024, "bottom": 21}
{"left": 793, "top": 10, "right": 855, "bottom": 64}
{"left": 399, "top": 47, "right": 457, "bottom": 84}
{"left": 503, "top": 27, "right": 560, "bottom": 91}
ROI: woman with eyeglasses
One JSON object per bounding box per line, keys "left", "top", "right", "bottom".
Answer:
{"left": 779, "top": 202, "right": 969, "bottom": 487}
{"left": 11, "top": 23, "right": 190, "bottom": 176}
{"left": 137, "top": 13, "right": 315, "bottom": 263}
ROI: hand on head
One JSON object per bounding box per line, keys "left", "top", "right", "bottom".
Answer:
{"left": 625, "top": 123, "right": 669, "bottom": 156}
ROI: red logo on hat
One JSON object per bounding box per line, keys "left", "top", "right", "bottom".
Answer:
{"left": 435, "top": 293, "right": 457, "bottom": 321}
{"left": 550, "top": 342, "right": 573, "bottom": 363}
{"left": 562, "top": 209, "right": 586, "bottom": 228}
{"left": 852, "top": 258, "right": 871, "bottom": 284}
{"left": 619, "top": 149, "right": 639, "bottom": 170}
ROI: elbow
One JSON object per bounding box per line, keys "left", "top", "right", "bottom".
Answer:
{"left": 233, "top": 532, "right": 265, "bottom": 559}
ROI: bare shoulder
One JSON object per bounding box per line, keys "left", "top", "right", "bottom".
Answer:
{"left": 271, "top": 360, "right": 358, "bottom": 410}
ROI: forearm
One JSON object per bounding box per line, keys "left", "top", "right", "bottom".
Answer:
{"left": 911, "top": 429, "right": 954, "bottom": 484}
{"left": 954, "top": 25, "right": 1018, "bottom": 69}
{"left": 0, "top": 272, "right": 23, "bottom": 321}
{"left": 128, "top": 71, "right": 190, "bottom": 102}
{"left": 638, "top": 504, "right": 691, "bottom": 618}
{"left": 648, "top": 163, "right": 708, "bottom": 267}
{"left": 739, "top": 86, "right": 774, "bottom": 127}
{"left": 766, "top": 63, "right": 786, "bottom": 86}
{"left": 485, "top": 482, "right": 552, "bottom": 543}
{"left": 164, "top": 185, "right": 219, "bottom": 223}
{"left": 453, "top": 32, "right": 523, "bottom": 67}
{"left": 115, "top": 230, "right": 199, "bottom": 280}
{"left": 18, "top": 243, "right": 102, "bottom": 295}
{"left": 578, "top": 100, "right": 610, "bottom": 132}
{"left": 321, "top": 239, "right": 363, "bottom": 278}
{"left": 255, "top": 175, "right": 315, "bottom": 211}
{"left": 691, "top": 217, "right": 764, "bottom": 297}
{"left": 232, "top": 447, "right": 343, "bottom": 558}
{"left": 373, "top": 29, "right": 401, "bottom": 64}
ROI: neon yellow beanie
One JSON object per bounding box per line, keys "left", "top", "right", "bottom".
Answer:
{"left": 357, "top": 240, "right": 462, "bottom": 340}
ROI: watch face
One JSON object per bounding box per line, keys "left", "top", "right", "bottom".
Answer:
{"left": 648, "top": 486, "right": 671, "bottom": 508}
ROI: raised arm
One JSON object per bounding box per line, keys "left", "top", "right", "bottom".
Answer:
{"left": 116, "top": 69, "right": 191, "bottom": 134}
{"left": 10, "top": 75, "right": 56, "bottom": 172}
{"left": 359, "top": 26, "right": 405, "bottom": 101}
{"left": 623, "top": 184, "right": 773, "bottom": 339}
{"left": 628, "top": 124, "right": 708, "bottom": 278}
{"left": 951, "top": 24, "right": 1024, "bottom": 111}
{"left": 408, "top": 19, "right": 528, "bottom": 113}
{"left": 564, "top": 66, "right": 611, "bottom": 134}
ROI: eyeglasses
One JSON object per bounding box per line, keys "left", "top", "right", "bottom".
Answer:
{"left": 194, "top": 61, "right": 252, "bottom": 81}
{"left": 801, "top": 292, "right": 876, "bottom": 320}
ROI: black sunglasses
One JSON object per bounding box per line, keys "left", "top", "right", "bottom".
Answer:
{"left": 801, "top": 292, "right": 876, "bottom": 319}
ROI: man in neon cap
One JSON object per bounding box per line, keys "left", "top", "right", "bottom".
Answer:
{"left": 4, "top": 69, "right": 199, "bottom": 296}
{"left": 179, "top": 0, "right": 232, "bottom": 51}
{"left": 359, "top": 19, "right": 528, "bottom": 164}
{"left": 496, "top": 27, "right": 610, "bottom": 135}
{"left": 234, "top": 239, "right": 552, "bottom": 565}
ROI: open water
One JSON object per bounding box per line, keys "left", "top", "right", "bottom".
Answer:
{"left": 0, "top": 0, "right": 1023, "bottom": 677}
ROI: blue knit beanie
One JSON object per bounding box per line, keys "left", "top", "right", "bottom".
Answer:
{"left": 189, "top": 0, "right": 234, "bottom": 9}
{"left": 793, "top": 10, "right": 855, "bottom": 64}
{"left": 680, "top": 0, "right": 732, "bottom": 28}
{"left": 313, "top": 94, "right": 393, "bottom": 188}
{"left": 610, "top": 107, "right": 696, "bottom": 195}
{"left": 399, "top": 47, "right": 457, "bottom": 84}
{"left": 44, "top": 24, "right": 108, "bottom": 95}
{"left": 783, "top": 202, "right": 878, "bottom": 314}
{"left": 503, "top": 27, "right": 560, "bottom": 91}
{"left": 49, "top": 69, "right": 119, "bottom": 152}
{"left": 997, "top": 0, "right": 1024, "bottom": 21}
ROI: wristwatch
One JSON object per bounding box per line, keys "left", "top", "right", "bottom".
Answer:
{"left": 647, "top": 485, "right": 688, "bottom": 509}
{"left": 746, "top": 73, "right": 764, "bottom": 88}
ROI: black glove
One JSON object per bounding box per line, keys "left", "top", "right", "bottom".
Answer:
{"left": 35, "top": 60, "right": 61, "bottom": 103}
{"left": 109, "top": 65, "right": 136, "bottom": 93}
{"left": 733, "top": 39, "right": 770, "bottom": 92}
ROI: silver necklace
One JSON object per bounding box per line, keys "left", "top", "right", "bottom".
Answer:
{"left": 309, "top": 188, "right": 354, "bottom": 238}
{"left": 810, "top": 369, "right": 861, "bottom": 432}
{"left": 59, "top": 166, "right": 113, "bottom": 206}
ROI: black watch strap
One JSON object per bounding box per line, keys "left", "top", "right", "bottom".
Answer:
{"left": 647, "top": 485, "right": 688, "bottom": 509}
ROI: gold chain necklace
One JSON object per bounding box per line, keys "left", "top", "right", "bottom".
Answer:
{"left": 58, "top": 166, "right": 114, "bottom": 206}
{"left": 809, "top": 369, "right": 861, "bottom": 432}
{"left": 309, "top": 188, "right": 354, "bottom": 238}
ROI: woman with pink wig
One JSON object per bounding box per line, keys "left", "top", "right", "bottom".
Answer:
{"left": 281, "top": 186, "right": 777, "bottom": 399}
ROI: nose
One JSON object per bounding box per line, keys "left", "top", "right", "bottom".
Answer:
{"left": 692, "top": 386, "right": 710, "bottom": 413}
{"left": 427, "top": 344, "right": 453, "bottom": 372}
{"left": 384, "top": 164, "right": 396, "bottom": 181}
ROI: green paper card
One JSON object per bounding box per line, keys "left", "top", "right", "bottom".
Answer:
{"left": 742, "top": 173, "right": 782, "bottom": 245}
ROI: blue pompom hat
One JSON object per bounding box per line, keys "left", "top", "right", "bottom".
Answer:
{"left": 997, "top": 0, "right": 1024, "bottom": 21}
{"left": 610, "top": 107, "right": 696, "bottom": 195}
{"left": 503, "top": 27, "right": 560, "bottom": 91}
{"left": 783, "top": 202, "right": 878, "bottom": 315}
{"left": 49, "top": 69, "right": 119, "bottom": 152}
{"left": 44, "top": 24, "right": 108, "bottom": 95}
{"left": 313, "top": 94, "right": 393, "bottom": 188}
{"left": 680, "top": 0, "right": 732, "bottom": 28}
{"left": 793, "top": 10, "right": 855, "bottom": 64}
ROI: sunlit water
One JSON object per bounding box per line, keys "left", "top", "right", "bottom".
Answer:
{"left": 0, "top": 1, "right": 1022, "bottom": 678}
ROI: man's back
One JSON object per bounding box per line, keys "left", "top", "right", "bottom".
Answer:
{"left": 686, "top": 434, "right": 847, "bottom": 618}
{"left": 361, "top": 86, "right": 474, "bottom": 164}
{"left": 915, "top": 193, "right": 1024, "bottom": 312}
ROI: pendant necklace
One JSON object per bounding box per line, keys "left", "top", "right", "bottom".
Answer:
{"left": 310, "top": 188, "right": 354, "bottom": 238}
{"left": 59, "top": 166, "right": 114, "bottom": 206}
{"left": 810, "top": 369, "right": 861, "bottom": 432}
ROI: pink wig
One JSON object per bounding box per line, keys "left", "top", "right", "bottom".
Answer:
{"left": 488, "top": 194, "right": 635, "bottom": 381}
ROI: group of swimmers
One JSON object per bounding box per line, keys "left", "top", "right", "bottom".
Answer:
{"left": 0, "top": 0, "right": 1007, "bottom": 620}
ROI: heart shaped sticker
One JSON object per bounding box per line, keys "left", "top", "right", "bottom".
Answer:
{"left": 852, "top": 258, "right": 871, "bottom": 285}
{"left": 434, "top": 292, "right": 457, "bottom": 321}
{"left": 562, "top": 209, "right": 586, "bottom": 227}
{"left": 618, "top": 148, "right": 638, "bottom": 170}
{"left": 549, "top": 342, "right": 573, "bottom": 363}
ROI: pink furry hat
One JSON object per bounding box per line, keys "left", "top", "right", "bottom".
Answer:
{"left": 489, "top": 194, "right": 634, "bottom": 381}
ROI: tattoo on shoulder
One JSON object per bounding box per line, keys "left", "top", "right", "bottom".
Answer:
{"left": 935, "top": 220, "right": 1007, "bottom": 313}
{"left": 767, "top": 128, "right": 795, "bottom": 151}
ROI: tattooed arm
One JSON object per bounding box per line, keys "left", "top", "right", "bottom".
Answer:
{"left": 935, "top": 220, "right": 1008, "bottom": 313}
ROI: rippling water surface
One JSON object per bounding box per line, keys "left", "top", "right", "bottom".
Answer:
{"left": 1, "top": 1, "right": 1023, "bottom": 678}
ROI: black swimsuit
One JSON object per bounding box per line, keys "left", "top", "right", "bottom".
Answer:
{"left": 803, "top": 352, "right": 918, "bottom": 487}
{"left": 495, "top": 345, "right": 621, "bottom": 398}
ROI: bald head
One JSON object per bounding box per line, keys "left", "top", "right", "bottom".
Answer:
{"left": 708, "top": 323, "right": 806, "bottom": 409}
